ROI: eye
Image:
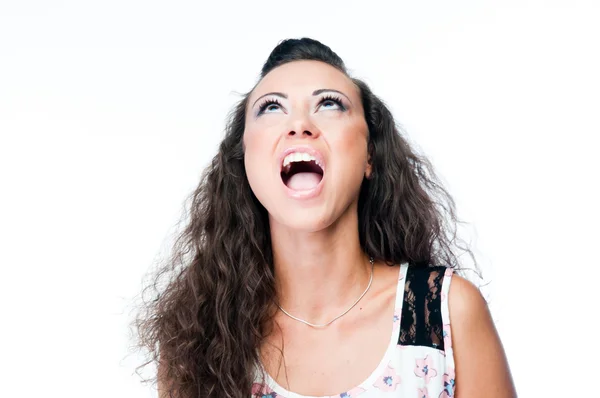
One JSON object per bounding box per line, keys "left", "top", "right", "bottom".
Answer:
{"left": 257, "top": 98, "right": 284, "bottom": 115}
{"left": 317, "top": 95, "right": 346, "bottom": 112}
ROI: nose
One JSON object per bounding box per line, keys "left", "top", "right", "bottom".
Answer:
{"left": 286, "top": 115, "right": 321, "bottom": 139}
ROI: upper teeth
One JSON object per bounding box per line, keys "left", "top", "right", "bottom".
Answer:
{"left": 282, "top": 152, "right": 323, "bottom": 169}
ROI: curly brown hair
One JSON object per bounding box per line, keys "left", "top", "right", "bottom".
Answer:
{"left": 134, "top": 37, "right": 476, "bottom": 398}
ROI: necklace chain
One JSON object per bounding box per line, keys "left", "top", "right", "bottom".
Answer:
{"left": 276, "top": 257, "right": 375, "bottom": 329}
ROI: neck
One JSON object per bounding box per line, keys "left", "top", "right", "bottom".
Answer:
{"left": 269, "top": 210, "right": 371, "bottom": 325}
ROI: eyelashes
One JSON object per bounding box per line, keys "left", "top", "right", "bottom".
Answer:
{"left": 257, "top": 98, "right": 283, "bottom": 115}
{"left": 256, "top": 94, "right": 347, "bottom": 116}
{"left": 319, "top": 95, "right": 347, "bottom": 112}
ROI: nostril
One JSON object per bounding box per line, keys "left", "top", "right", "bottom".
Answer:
{"left": 288, "top": 130, "right": 314, "bottom": 136}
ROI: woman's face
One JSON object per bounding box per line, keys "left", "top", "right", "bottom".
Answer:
{"left": 243, "top": 60, "right": 370, "bottom": 232}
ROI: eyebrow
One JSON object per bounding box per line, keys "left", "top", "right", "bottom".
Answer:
{"left": 251, "top": 89, "right": 353, "bottom": 108}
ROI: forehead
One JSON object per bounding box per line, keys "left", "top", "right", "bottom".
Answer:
{"left": 249, "top": 60, "right": 360, "bottom": 102}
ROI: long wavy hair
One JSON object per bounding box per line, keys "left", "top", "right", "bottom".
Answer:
{"left": 134, "top": 37, "right": 476, "bottom": 398}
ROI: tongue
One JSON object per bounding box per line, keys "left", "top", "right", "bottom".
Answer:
{"left": 286, "top": 172, "right": 322, "bottom": 191}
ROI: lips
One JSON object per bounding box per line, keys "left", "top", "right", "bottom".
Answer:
{"left": 278, "top": 146, "right": 326, "bottom": 171}
{"left": 278, "top": 145, "right": 326, "bottom": 198}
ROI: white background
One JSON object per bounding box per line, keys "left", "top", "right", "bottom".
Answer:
{"left": 1, "top": 0, "right": 598, "bottom": 396}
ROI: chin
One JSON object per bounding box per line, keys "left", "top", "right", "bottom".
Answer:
{"left": 269, "top": 209, "right": 334, "bottom": 233}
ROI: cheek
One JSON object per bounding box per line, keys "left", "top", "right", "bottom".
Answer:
{"left": 243, "top": 131, "right": 262, "bottom": 182}
{"left": 327, "top": 121, "right": 369, "bottom": 166}
{"left": 243, "top": 126, "right": 278, "bottom": 200}
{"left": 243, "top": 117, "right": 282, "bottom": 160}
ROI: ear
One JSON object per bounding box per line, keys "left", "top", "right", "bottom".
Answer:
{"left": 365, "top": 157, "right": 373, "bottom": 179}
{"left": 364, "top": 137, "right": 374, "bottom": 179}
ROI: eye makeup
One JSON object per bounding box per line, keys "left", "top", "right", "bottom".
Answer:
{"left": 316, "top": 94, "right": 347, "bottom": 112}
{"left": 255, "top": 93, "right": 348, "bottom": 116}
{"left": 257, "top": 97, "right": 284, "bottom": 116}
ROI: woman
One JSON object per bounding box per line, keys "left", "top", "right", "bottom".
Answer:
{"left": 136, "top": 38, "right": 516, "bottom": 397}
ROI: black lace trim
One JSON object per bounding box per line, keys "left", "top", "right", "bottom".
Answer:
{"left": 398, "top": 266, "right": 446, "bottom": 351}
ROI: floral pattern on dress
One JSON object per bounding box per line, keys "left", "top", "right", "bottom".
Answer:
{"left": 442, "top": 324, "right": 452, "bottom": 352}
{"left": 414, "top": 355, "right": 438, "bottom": 384}
{"left": 373, "top": 363, "right": 401, "bottom": 391}
{"left": 252, "top": 383, "right": 280, "bottom": 398}
{"left": 418, "top": 387, "right": 430, "bottom": 398}
{"left": 334, "top": 387, "right": 366, "bottom": 397}
{"left": 438, "top": 367, "right": 455, "bottom": 398}
{"left": 393, "top": 309, "right": 401, "bottom": 331}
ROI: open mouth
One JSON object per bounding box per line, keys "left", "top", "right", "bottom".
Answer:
{"left": 281, "top": 156, "right": 324, "bottom": 191}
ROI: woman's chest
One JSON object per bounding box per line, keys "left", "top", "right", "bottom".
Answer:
{"left": 261, "top": 299, "right": 396, "bottom": 396}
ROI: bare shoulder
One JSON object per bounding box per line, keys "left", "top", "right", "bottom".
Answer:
{"left": 448, "top": 274, "right": 488, "bottom": 319}
{"left": 448, "top": 274, "right": 517, "bottom": 397}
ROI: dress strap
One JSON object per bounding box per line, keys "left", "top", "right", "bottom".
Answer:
{"left": 397, "top": 265, "right": 450, "bottom": 351}
{"left": 441, "top": 267, "right": 455, "bottom": 365}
